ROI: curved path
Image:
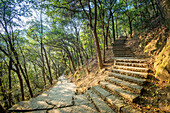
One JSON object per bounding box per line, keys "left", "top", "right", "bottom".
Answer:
{"left": 9, "top": 76, "right": 98, "bottom": 113}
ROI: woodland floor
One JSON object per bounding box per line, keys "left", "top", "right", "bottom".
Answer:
{"left": 67, "top": 38, "right": 170, "bottom": 112}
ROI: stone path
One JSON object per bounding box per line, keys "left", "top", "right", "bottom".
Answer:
{"left": 9, "top": 76, "right": 98, "bottom": 113}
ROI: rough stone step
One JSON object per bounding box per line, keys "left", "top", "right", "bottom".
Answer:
{"left": 114, "top": 54, "right": 135, "bottom": 57}
{"left": 105, "top": 77, "right": 144, "bottom": 94}
{"left": 111, "top": 69, "right": 148, "bottom": 78}
{"left": 100, "top": 81, "right": 139, "bottom": 102}
{"left": 108, "top": 73, "right": 147, "bottom": 85}
{"left": 113, "top": 50, "right": 132, "bottom": 52}
{"left": 92, "top": 86, "right": 111, "bottom": 99}
{"left": 106, "top": 95, "right": 141, "bottom": 113}
{"left": 92, "top": 86, "right": 126, "bottom": 112}
{"left": 112, "top": 45, "right": 129, "bottom": 47}
{"left": 121, "top": 106, "right": 142, "bottom": 113}
{"left": 87, "top": 89, "right": 115, "bottom": 113}
{"left": 116, "top": 62, "right": 148, "bottom": 68}
{"left": 114, "top": 65, "right": 149, "bottom": 72}
{"left": 114, "top": 54, "right": 135, "bottom": 56}
{"left": 113, "top": 52, "right": 134, "bottom": 55}
{"left": 115, "top": 57, "right": 148, "bottom": 63}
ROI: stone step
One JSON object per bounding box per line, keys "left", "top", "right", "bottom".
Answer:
{"left": 105, "top": 77, "right": 143, "bottom": 94}
{"left": 111, "top": 69, "right": 148, "bottom": 78}
{"left": 113, "top": 52, "right": 134, "bottom": 55}
{"left": 87, "top": 89, "right": 115, "bottom": 113}
{"left": 121, "top": 106, "right": 142, "bottom": 113}
{"left": 114, "top": 65, "right": 149, "bottom": 72}
{"left": 113, "top": 50, "right": 131, "bottom": 52}
{"left": 100, "top": 81, "right": 139, "bottom": 102}
{"left": 92, "top": 86, "right": 141, "bottom": 113}
{"left": 108, "top": 73, "right": 147, "bottom": 85}
{"left": 116, "top": 62, "right": 148, "bottom": 68}
{"left": 115, "top": 57, "right": 148, "bottom": 63}
{"left": 92, "top": 86, "right": 126, "bottom": 112}
{"left": 113, "top": 50, "right": 132, "bottom": 52}
{"left": 92, "top": 86, "right": 111, "bottom": 99}
{"left": 114, "top": 54, "right": 135, "bottom": 57}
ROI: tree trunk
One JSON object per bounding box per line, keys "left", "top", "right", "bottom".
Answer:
{"left": 112, "top": 15, "right": 116, "bottom": 41}
{"left": 116, "top": 16, "right": 118, "bottom": 39}
{"left": 79, "top": 0, "right": 103, "bottom": 69}
{"left": 57, "top": 64, "right": 60, "bottom": 77}
{"left": 18, "top": 44, "right": 33, "bottom": 97}
{"left": 0, "top": 74, "right": 8, "bottom": 108}
{"left": 8, "top": 59, "right": 12, "bottom": 107}
{"left": 62, "top": 52, "right": 73, "bottom": 74}
{"left": 67, "top": 49, "right": 76, "bottom": 72}
{"left": 40, "top": 6, "right": 46, "bottom": 85}
{"left": 128, "top": 17, "right": 133, "bottom": 38}
{"left": 43, "top": 47, "right": 53, "bottom": 85}
{"left": 101, "top": 9, "right": 106, "bottom": 63}
{"left": 15, "top": 64, "right": 25, "bottom": 101}
{"left": 155, "top": 0, "right": 165, "bottom": 21}
{"left": 105, "top": 20, "right": 110, "bottom": 50}
{"left": 51, "top": 59, "right": 58, "bottom": 79}
{"left": 92, "top": 0, "right": 103, "bottom": 69}
{"left": 151, "top": 0, "right": 157, "bottom": 16}
{"left": 0, "top": 104, "right": 5, "bottom": 113}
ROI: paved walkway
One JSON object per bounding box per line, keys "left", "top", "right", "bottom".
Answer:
{"left": 9, "top": 76, "right": 98, "bottom": 113}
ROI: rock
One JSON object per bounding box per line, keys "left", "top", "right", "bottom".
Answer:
{"left": 74, "top": 95, "right": 91, "bottom": 106}
{"left": 25, "top": 110, "right": 47, "bottom": 113}
{"left": 156, "top": 67, "right": 170, "bottom": 81}
{"left": 165, "top": 60, "right": 170, "bottom": 72}
{"left": 8, "top": 101, "right": 53, "bottom": 111}
{"left": 48, "top": 104, "right": 98, "bottom": 113}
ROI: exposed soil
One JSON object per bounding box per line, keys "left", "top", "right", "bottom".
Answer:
{"left": 67, "top": 45, "right": 115, "bottom": 94}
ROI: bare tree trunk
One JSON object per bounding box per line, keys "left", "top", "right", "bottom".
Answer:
{"left": 128, "top": 17, "right": 133, "bottom": 38}
{"left": 40, "top": 5, "right": 46, "bottom": 85}
{"left": 51, "top": 59, "right": 58, "bottom": 79}
{"left": 18, "top": 43, "right": 33, "bottom": 97}
{"left": 0, "top": 104, "right": 5, "bottom": 113}
{"left": 62, "top": 52, "right": 73, "bottom": 74}
{"left": 0, "top": 71, "right": 8, "bottom": 108}
{"left": 8, "top": 58, "right": 12, "bottom": 107}
{"left": 67, "top": 49, "right": 76, "bottom": 72}
{"left": 43, "top": 47, "right": 53, "bottom": 85}
{"left": 92, "top": 0, "right": 103, "bottom": 69}
{"left": 80, "top": 0, "right": 103, "bottom": 69}
{"left": 111, "top": 15, "right": 116, "bottom": 41}
{"left": 116, "top": 16, "right": 118, "bottom": 39}
{"left": 101, "top": 9, "right": 106, "bottom": 63}
{"left": 15, "top": 64, "right": 25, "bottom": 101}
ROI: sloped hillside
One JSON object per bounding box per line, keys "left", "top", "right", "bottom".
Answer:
{"left": 126, "top": 26, "right": 169, "bottom": 81}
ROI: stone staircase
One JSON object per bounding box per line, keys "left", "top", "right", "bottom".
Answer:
{"left": 86, "top": 38, "right": 150, "bottom": 113}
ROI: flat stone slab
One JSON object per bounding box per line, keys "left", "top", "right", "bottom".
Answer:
{"left": 73, "top": 95, "right": 91, "bottom": 106}
{"left": 9, "top": 76, "right": 77, "bottom": 111}
{"left": 48, "top": 104, "right": 98, "bottom": 113}
{"left": 121, "top": 106, "right": 142, "bottom": 113}
{"left": 92, "top": 85, "right": 111, "bottom": 99}
{"left": 25, "top": 110, "right": 47, "bottom": 113}
{"left": 8, "top": 100, "right": 53, "bottom": 111}
{"left": 106, "top": 95, "right": 125, "bottom": 112}
{"left": 87, "top": 89, "right": 115, "bottom": 113}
